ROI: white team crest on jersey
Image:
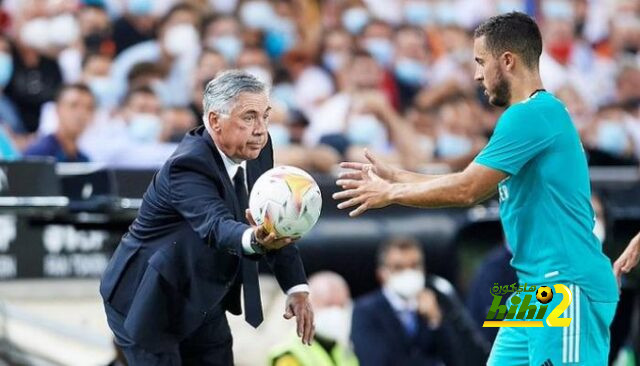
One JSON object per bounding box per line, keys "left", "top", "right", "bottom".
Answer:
{"left": 498, "top": 176, "right": 510, "bottom": 202}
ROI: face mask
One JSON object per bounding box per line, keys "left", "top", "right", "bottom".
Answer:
{"left": 129, "top": 113, "right": 163, "bottom": 143}
{"left": 395, "top": 58, "right": 427, "bottom": 86}
{"left": 0, "top": 53, "right": 13, "bottom": 88}
{"left": 436, "top": 132, "right": 473, "bottom": 158}
{"left": 210, "top": 0, "right": 238, "bottom": 14}
{"left": 49, "top": 14, "right": 81, "bottom": 47}
{"left": 314, "top": 306, "right": 352, "bottom": 344}
{"left": 342, "top": 8, "right": 369, "bottom": 35}
{"left": 595, "top": 121, "right": 628, "bottom": 156}
{"left": 268, "top": 124, "right": 290, "bottom": 147}
{"left": 128, "top": 0, "right": 154, "bottom": 16}
{"left": 347, "top": 115, "right": 387, "bottom": 146}
{"left": 240, "top": 1, "right": 276, "bottom": 30}
{"left": 387, "top": 269, "right": 425, "bottom": 299}
{"left": 271, "top": 83, "right": 297, "bottom": 109}
{"left": 404, "top": 1, "right": 434, "bottom": 26}
{"left": 88, "top": 77, "right": 113, "bottom": 108}
{"left": 163, "top": 24, "right": 200, "bottom": 58}
{"left": 497, "top": 0, "right": 525, "bottom": 14}
{"left": 593, "top": 219, "right": 605, "bottom": 244}
{"left": 363, "top": 38, "right": 394, "bottom": 67}
{"left": 20, "top": 18, "right": 51, "bottom": 51}
{"left": 150, "top": 79, "right": 170, "bottom": 105}
{"left": 209, "top": 35, "right": 243, "bottom": 62}
{"left": 542, "top": 0, "right": 574, "bottom": 20}
{"left": 322, "top": 52, "right": 347, "bottom": 72}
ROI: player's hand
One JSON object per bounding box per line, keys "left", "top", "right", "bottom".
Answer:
{"left": 245, "top": 210, "right": 298, "bottom": 251}
{"left": 417, "top": 288, "right": 442, "bottom": 329}
{"left": 337, "top": 149, "right": 398, "bottom": 190}
{"left": 284, "top": 291, "right": 314, "bottom": 346}
{"left": 613, "top": 232, "right": 640, "bottom": 287}
{"left": 333, "top": 165, "right": 393, "bottom": 217}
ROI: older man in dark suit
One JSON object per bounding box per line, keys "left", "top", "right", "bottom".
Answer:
{"left": 101, "top": 70, "right": 314, "bottom": 365}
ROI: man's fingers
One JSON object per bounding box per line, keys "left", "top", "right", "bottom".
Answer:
{"left": 303, "top": 308, "right": 313, "bottom": 345}
{"left": 350, "top": 203, "right": 369, "bottom": 217}
{"left": 296, "top": 306, "right": 304, "bottom": 337}
{"left": 332, "top": 189, "right": 358, "bottom": 201}
{"left": 364, "top": 148, "right": 378, "bottom": 165}
{"left": 339, "top": 162, "right": 366, "bottom": 171}
{"left": 336, "top": 179, "right": 361, "bottom": 189}
{"left": 337, "top": 195, "right": 365, "bottom": 210}
{"left": 338, "top": 171, "right": 365, "bottom": 180}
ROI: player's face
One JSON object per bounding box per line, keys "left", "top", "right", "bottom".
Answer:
{"left": 473, "top": 36, "right": 511, "bottom": 107}
{"left": 210, "top": 92, "right": 270, "bottom": 161}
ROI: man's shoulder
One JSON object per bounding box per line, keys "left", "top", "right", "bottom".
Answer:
{"left": 354, "top": 289, "right": 386, "bottom": 311}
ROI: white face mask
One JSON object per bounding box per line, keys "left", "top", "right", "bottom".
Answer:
{"left": 163, "top": 24, "right": 200, "bottom": 57}
{"left": 387, "top": 269, "right": 425, "bottom": 299}
{"left": 314, "top": 305, "right": 352, "bottom": 345}
{"left": 128, "top": 113, "right": 163, "bottom": 143}
{"left": 20, "top": 18, "right": 51, "bottom": 51}
{"left": 49, "top": 14, "right": 80, "bottom": 47}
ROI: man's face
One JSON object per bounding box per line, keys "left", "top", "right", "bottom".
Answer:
{"left": 125, "top": 92, "right": 162, "bottom": 118}
{"left": 211, "top": 92, "right": 270, "bottom": 161}
{"left": 379, "top": 247, "right": 424, "bottom": 285}
{"left": 57, "top": 89, "right": 95, "bottom": 138}
{"left": 350, "top": 56, "right": 382, "bottom": 89}
{"left": 474, "top": 36, "right": 511, "bottom": 107}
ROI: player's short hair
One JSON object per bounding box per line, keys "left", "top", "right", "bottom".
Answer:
{"left": 376, "top": 236, "right": 424, "bottom": 268}
{"left": 54, "top": 83, "right": 94, "bottom": 103}
{"left": 474, "top": 12, "right": 542, "bottom": 69}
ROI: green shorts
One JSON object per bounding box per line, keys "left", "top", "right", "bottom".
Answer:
{"left": 487, "top": 284, "right": 618, "bottom": 365}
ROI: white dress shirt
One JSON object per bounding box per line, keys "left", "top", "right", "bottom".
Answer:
{"left": 215, "top": 145, "right": 309, "bottom": 295}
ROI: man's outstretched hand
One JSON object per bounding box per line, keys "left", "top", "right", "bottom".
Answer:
{"left": 284, "top": 292, "right": 314, "bottom": 345}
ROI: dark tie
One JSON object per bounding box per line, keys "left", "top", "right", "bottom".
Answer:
{"left": 233, "top": 167, "right": 263, "bottom": 328}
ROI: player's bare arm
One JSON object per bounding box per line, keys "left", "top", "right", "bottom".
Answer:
{"left": 334, "top": 162, "right": 506, "bottom": 217}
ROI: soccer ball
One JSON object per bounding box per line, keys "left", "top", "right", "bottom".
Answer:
{"left": 536, "top": 286, "right": 553, "bottom": 304}
{"left": 249, "top": 165, "right": 322, "bottom": 238}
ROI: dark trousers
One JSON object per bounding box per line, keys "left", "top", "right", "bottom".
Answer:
{"left": 104, "top": 303, "right": 234, "bottom": 366}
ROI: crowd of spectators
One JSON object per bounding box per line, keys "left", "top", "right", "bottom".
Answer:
{"left": 0, "top": 0, "right": 638, "bottom": 172}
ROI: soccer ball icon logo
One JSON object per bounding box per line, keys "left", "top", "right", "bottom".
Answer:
{"left": 536, "top": 286, "right": 553, "bottom": 304}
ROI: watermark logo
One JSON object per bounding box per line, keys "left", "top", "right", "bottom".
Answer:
{"left": 482, "top": 283, "right": 572, "bottom": 328}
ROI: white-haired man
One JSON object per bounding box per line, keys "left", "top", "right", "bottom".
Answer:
{"left": 101, "top": 70, "right": 314, "bottom": 365}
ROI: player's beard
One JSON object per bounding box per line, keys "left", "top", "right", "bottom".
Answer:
{"left": 489, "top": 68, "right": 511, "bottom": 108}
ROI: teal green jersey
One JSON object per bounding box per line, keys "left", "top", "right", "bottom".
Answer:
{"left": 475, "top": 91, "right": 618, "bottom": 302}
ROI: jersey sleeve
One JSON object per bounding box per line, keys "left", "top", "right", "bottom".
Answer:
{"left": 474, "top": 104, "right": 559, "bottom": 176}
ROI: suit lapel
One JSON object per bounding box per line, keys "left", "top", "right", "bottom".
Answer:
{"left": 376, "top": 291, "right": 413, "bottom": 346}
{"left": 201, "top": 129, "right": 243, "bottom": 220}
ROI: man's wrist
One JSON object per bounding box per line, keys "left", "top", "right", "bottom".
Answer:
{"left": 250, "top": 231, "right": 266, "bottom": 254}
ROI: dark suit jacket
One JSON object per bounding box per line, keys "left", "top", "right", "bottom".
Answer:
{"left": 100, "top": 127, "right": 307, "bottom": 352}
{"left": 351, "top": 290, "right": 459, "bottom": 366}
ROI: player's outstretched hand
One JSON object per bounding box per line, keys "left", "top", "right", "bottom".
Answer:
{"left": 613, "top": 232, "right": 640, "bottom": 287}
{"left": 245, "top": 210, "right": 298, "bottom": 251}
{"left": 333, "top": 165, "right": 393, "bottom": 217}
{"left": 284, "top": 291, "right": 314, "bottom": 346}
{"left": 337, "top": 149, "right": 397, "bottom": 190}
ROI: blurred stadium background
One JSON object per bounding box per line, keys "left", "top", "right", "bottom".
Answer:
{"left": 0, "top": 0, "right": 638, "bottom": 364}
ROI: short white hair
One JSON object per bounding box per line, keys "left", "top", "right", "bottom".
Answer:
{"left": 202, "top": 70, "right": 268, "bottom": 127}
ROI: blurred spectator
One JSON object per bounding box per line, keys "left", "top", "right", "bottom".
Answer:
{"left": 201, "top": 14, "right": 243, "bottom": 64}
{"left": 189, "top": 49, "right": 227, "bottom": 122}
{"left": 271, "top": 108, "right": 340, "bottom": 173}
{"left": 161, "top": 106, "right": 196, "bottom": 143}
{"left": 111, "top": 2, "right": 200, "bottom": 107}
{"left": 5, "top": 2, "right": 64, "bottom": 134}
{"left": 351, "top": 237, "right": 459, "bottom": 366}
{"left": 112, "top": 0, "right": 156, "bottom": 55}
{"left": 24, "top": 83, "right": 95, "bottom": 162}
{"left": 306, "top": 50, "right": 422, "bottom": 170}
{"left": 392, "top": 25, "right": 429, "bottom": 109}
{"left": 583, "top": 104, "right": 638, "bottom": 166}
{"left": 81, "top": 52, "right": 115, "bottom": 110}
{"left": 82, "top": 86, "right": 175, "bottom": 167}
{"left": 268, "top": 271, "right": 359, "bottom": 366}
